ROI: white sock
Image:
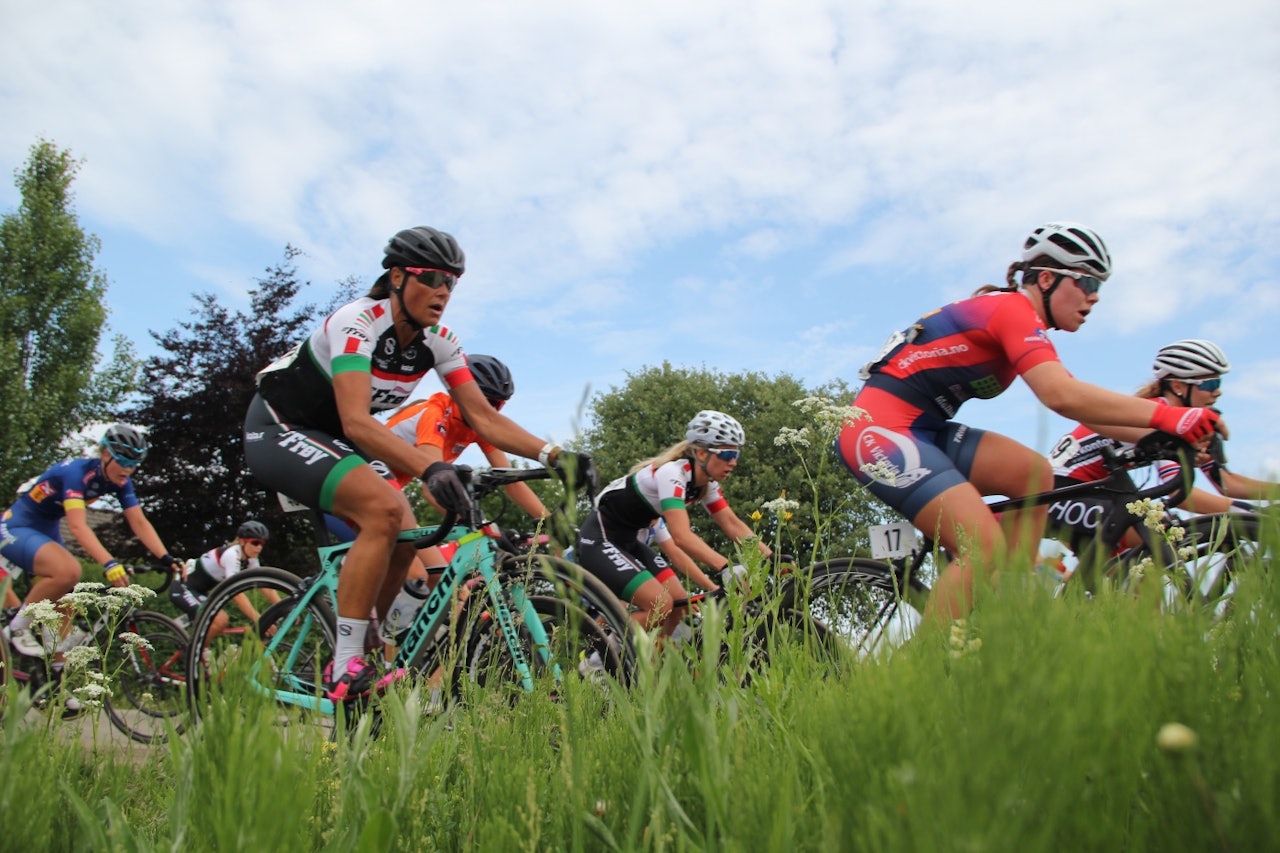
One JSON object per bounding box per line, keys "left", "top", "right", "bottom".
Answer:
{"left": 334, "top": 617, "right": 369, "bottom": 673}
{"left": 9, "top": 613, "right": 31, "bottom": 632}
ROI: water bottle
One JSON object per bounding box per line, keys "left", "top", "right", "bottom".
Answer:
{"left": 379, "top": 578, "right": 431, "bottom": 644}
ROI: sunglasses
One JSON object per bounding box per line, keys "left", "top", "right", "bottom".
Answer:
{"left": 403, "top": 267, "right": 458, "bottom": 293}
{"left": 1188, "top": 377, "right": 1222, "bottom": 392}
{"left": 705, "top": 447, "right": 741, "bottom": 462}
{"left": 244, "top": 539, "right": 266, "bottom": 547}
{"left": 1030, "top": 267, "right": 1105, "bottom": 295}
{"left": 107, "top": 452, "right": 141, "bottom": 471}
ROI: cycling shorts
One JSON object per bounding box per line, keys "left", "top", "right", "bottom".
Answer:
{"left": 575, "top": 511, "right": 675, "bottom": 602}
{"left": 836, "top": 386, "right": 986, "bottom": 520}
{"left": 0, "top": 512, "right": 62, "bottom": 576}
{"left": 243, "top": 394, "right": 396, "bottom": 512}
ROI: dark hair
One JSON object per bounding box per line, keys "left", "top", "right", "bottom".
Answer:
{"left": 366, "top": 271, "right": 393, "bottom": 299}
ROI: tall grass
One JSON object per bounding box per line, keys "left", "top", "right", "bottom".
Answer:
{"left": 2, "top": 528, "right": 1276, "bottom": 851}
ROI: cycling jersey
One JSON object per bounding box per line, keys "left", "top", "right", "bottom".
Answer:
{"left": 188, "top": 542, "right": 260, "bottom": 595}
{"left": 255, "top": 297, "right": 472, "bottom": 437}
{"left": 576, "top": 461, "right": 727, "bottom": 601}
{"left": 0, "top": 458, "right": 140, "bottom": 574}
{"left": 384, "top": 392, "right": 497, "bottom": 486}
{"left": 244, "top": 295, "right": 476, "bottom": 512}
{"left": 838, "top": 291, "right": 1062, "bottom": 519}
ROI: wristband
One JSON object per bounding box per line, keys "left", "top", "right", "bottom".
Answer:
{"left": 537, "top": 443, "right": 562, "bottom": 466}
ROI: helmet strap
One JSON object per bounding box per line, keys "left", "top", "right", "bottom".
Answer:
{"left": 1037, "top": 274, "right": 1064, "bottom": 330}
{"left": 392, "top": 270, "right": 427, "bottom": 331}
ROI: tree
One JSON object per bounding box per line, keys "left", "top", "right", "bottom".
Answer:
{"left": 579, "top": 362, "right": 886, "bottom": 564}
{"left": 116, "top": 247, "right": 323, "bottom": 572}
{"left": 0, "top": 139, "right": 139, "bottom": 496}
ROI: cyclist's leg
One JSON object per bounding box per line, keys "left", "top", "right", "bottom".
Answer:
{"left": 966, "top": 430, "right": 1054, "bottom": 562}
{"left": 576, "top": 512, "right": 671, "bottom": 632}
{"left": 4, "top": 532, "right": 81, "bottom": 648}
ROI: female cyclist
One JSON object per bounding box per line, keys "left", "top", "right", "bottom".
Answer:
{"left": 1049, "top": 338, "right": 1280, "bottom": 552}
{"left": 243, "top": 226, "right": 593, "bottom": 703}
{"left": 837, "top": 222, "right": 1220, "bottom": 622}
{"left": 575, "top": 410, "right": 769, "bottom": 636}
{"left": 0, "top": 424, "right": 179, "bottom": 657}
{"left": 169, "top": 520, "right": 278, "bottom": 640}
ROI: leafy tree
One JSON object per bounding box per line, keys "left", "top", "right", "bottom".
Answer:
{"left": 579, "top": 362, "right": 885, "bottom": 564}
{"left": 0, "top": 139, "right": 138, "bottom": 496}
{"left": 116, "top": 247, "right": 323, "bottom": 572}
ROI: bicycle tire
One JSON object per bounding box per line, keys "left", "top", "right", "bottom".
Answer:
{"left": 1118, "top": 513, "right": 1268, "bottom": 616}
{"left": 185, "top": 568, "right": 336, "bottom": 734}
{"left": 783, "top": 558, "right": 930, "bottom": 658}
{"left": 459, "top": 555, "right": 637, "bottom": 698}
{"left": 102, "top": 609, "right": 189, "bottom": 745}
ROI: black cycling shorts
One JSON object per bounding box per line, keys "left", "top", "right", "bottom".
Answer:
{"left": 243, "top": 394, "right": 395, "bottom": 512}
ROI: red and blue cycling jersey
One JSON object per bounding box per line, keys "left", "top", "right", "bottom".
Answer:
{"left": 860, "top": 290, "right": 1060, "bottom": 418}
{"left": 5, "top": 458, "right": 139, "bottom": 527}
{"left": 839, "top": 291, "right": 1063, "bottom": 519}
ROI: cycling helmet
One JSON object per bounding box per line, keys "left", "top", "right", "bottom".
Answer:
{"left": 1153, "top": 339, "right": 1231, "bottom": 380}
{"left": 468, "top": 354, "right": 515, "bottom": 402}
{"left": 685, "top": 410, "right": 746, "bottom": 447}
{"left": 237, "top": 520, "right": 270, "bottom": 541}
{"left": 1020, "top": 222, "right": 1113, "bottom": 280}
{"left": 101, "top": 424, "right": 149, "bottom": 466}
{"left": 381, "top": 226, "right": 466, "bottom": 275}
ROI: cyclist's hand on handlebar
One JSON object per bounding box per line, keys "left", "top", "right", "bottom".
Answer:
{"left": 421, "top": 461, "right": 470, "bottom": 517}
{"left": 550, "top": 451, "right": 600, "bottom": 496}
{"left": 1149, "top": 405, "right": 1220, "bottom": 443}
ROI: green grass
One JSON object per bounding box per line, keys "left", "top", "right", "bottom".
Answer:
{"left": 2, "top": 535, "right": 1276, "bottom": 852}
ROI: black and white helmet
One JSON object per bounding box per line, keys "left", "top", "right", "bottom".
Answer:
{"left": 1153, "top": 339, "right": 1231, "bottom": 380}
{"left": 382, "top": 226, "right": 466, "bottom": 275}
{"left": 1020, "top": 222, "right": 1113, "bottom": 280}
{"left": 685, "top": 410, "right": 745, "bottom": 447}
{"left": 101, "top": 424, "right": 149, "bottom": 466}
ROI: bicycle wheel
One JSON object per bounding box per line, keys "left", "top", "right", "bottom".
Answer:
{"left": 102, "top": 609, "right": 189, "bottom": 745}
{"left": 185, "top": 568, "right": 336, "bottom": 735}
{"left": 1123, "top": 513, "right": 1270, "bottom": 617}
{"left": 783, "top": 558, "right": 930, "bottom": 658}
{"left": 460, "top": 555, "right": 636, "bottom": 698}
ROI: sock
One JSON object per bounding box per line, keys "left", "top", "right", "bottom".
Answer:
{"left": 334, "top": 617, "right": 369, "bottom": 674}
{"left": 9, "top": 613, "right": 30, "bottom": 632}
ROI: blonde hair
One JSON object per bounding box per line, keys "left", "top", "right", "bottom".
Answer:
{"left": 630, "top": 440, "right": 695, "bottom": 475}
{"left": 1134, "top": 380, "right": 1163, "bottom": 399}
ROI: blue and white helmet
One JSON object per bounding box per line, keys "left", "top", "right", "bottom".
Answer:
{"left": 685, "top": 410, "right": 745, "bottom": 447}
{"left": 101, "top": 423, "right": 148, "bottom": 466}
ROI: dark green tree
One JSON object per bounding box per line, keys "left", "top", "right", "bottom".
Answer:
{"left": 0, "top": 139, "right": 138, "bottom": 495}
{"left": 116, "top": 247, "right": 324, "bottom": 572}
{"left": 579, "top": 362, "right": 885, "bottom": 564}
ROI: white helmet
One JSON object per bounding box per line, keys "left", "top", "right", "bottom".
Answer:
{"left": 685, "top": 410, "right": 745, "bottom": 447}
{"left": 1020, "top": 222, "right": 1112, "bottom": 280}
{"left": 1153, "top": 339, "right": 1231, "bottom": 380}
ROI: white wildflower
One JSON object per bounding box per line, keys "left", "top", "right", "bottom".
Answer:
{"left": 859, "top": 460, "right": 898, "bottom": 486}
{"left": 107, "top": 584, "right": 155, "bottom": 606}
{"left": 760, "top": 496, "right": 801, "bottom": 515}
{"left": 62, "top": 645, "right": 101, "bottom": 671}
{"left": 774, "top": 426, "right": 811, "bottom": 448}
{"left": 17, "top": 599, "right": 61, "bottom": 628}
{"left": 72, "top": 581, "right": 107, "bottom": 594}
{"left": 117, "top": 632, "right": 154, "bottom": 652}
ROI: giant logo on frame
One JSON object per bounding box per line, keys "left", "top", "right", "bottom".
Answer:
{"left": 855, "top": 426, "right": 933, "bottom": 488}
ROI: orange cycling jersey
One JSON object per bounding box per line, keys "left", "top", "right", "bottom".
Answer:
{"left": 385, "top": 392, "right": 497, "bottom": 487}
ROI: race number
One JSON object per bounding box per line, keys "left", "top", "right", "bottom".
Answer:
{"left": 869, "top": 521, "right": 918, "bottom": 560}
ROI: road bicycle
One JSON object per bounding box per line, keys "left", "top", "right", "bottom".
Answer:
{"left": 184, "top": 465, "right": 635, "bottom": 734}
{"left": 1, "top": 560, "right": 188, "bottom": 744}
{"left": 660, "top": 565, "right": 845, "bottom": 684}
{"left": 782, "top": 432, "right": 1270, "bottom": 657}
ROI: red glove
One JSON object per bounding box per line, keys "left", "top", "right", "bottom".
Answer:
{"left": 1149, "top": 405, "right": 1220, "bottom": 443}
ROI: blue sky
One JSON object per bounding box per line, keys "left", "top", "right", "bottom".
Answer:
{"left": 3, "top": 1, "right": 1278, "bottom": 481}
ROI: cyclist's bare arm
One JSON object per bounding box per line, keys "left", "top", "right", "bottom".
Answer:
{"left": 662, "top": 507, "right": 730, "bottom": 571}
{"left": 65, "top": 505, "right": 115, "bottom": 568}
{"left": 334, "top": 371, "right": 442, "bottom": 479}
{"left": 709, "top": 506, "right": 772, "bottom": 559}
{"left": 1023, "top": 362, "right": 1174, "bottom": 426}
{"left": 659, "top": 538, "right": 718, "bottom": 591}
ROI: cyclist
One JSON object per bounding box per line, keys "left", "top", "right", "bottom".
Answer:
{"left": 837, "top": 222, "right": 1220, "bottom": 622}
{"left": 1049, "top": 338, "right": 1280, "bottom": 553}
{"left": 575, "top": 410, "right": 768, "bottom": 637}
{"left": 243, "top": 225, "right": 594, "bottom": 703}
{"left": 169, "top": 520, "right": 278, "bottom": 638}
{"left": 377, "top": 353, "right": 551, "bottom": 649}
{"left": 0, "top": 424, "right": 180, "bottom": 657}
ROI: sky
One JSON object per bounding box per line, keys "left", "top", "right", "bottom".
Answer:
{"left": 3, "top": 0, "right": 1279, "bottom": 483}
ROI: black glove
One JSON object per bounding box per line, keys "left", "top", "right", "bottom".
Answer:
{"left": 551, "top": 452, "right": 600, "bottom": 496}
{"left": 421, "top": 461, "right": 470, "bottom": 517}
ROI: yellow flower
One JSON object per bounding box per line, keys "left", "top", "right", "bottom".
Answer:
{"left": 750, "top": 510, "right": 762, "bottom": 522}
